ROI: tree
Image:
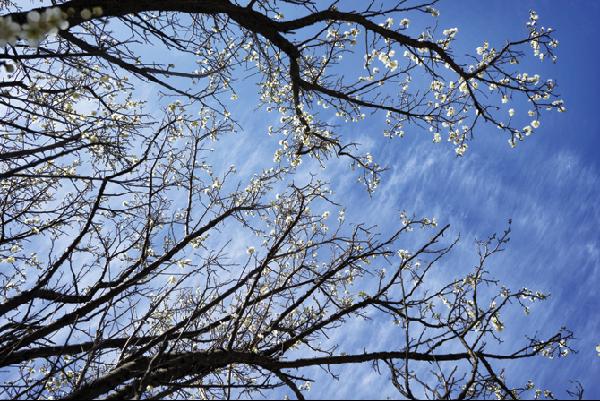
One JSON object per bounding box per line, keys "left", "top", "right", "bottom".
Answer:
{"left": 0, "top": 1, "right": 572, "bottom": 399}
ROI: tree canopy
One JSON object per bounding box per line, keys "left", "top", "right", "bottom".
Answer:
{"left": 0, "top": 1, "right": 573, "bottom": 399}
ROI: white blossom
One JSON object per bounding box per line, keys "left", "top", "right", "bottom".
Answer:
{"left": 80, "top": 9, "right": 93, "bottom": 20}
{"left": 21, "top": 11, "right": 45, "bottom": 47}
{"left": 3, "top": 7, "right": 69, "bottom": 47}
{"left": 0, "top": 16, "right": 21, "bottom": 46}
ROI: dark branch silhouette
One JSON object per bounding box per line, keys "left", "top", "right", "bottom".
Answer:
{"left": 0, "top": 1, "right": 571, "bottom": 399}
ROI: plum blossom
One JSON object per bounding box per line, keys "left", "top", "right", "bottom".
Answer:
{"left": 80, "top": 9, "right": 93, "bottom": 20}
{"left": 397, "top": 249, "right": 411, "bottom": 260}
{"left": 0, "top": 7, "right": 70, "bottom": 48}
{"left": 455, "top": 143, "right": 468, "bottom": 157}
{"left": 0, "top": 16, "right": 21, "bottom": 46}
{"left": 21, "top": 11, "right": 45, "bottom": 47}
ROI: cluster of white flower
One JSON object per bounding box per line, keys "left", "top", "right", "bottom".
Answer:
{"left": 397, "top": 249, "right": 411, "bottom": 261}
{"left": 376, "top": 49, "right": 399, "bottom": 71}
{"left": 455, "top": 142, "right": 468, "bottom": 157}
{"left": 421, "top": 217, "right": 437, "bottom": 227}
{"left": 0, "top": 8, "right": 67, "bottom": 47}
{"left": 551, "top": 99, "right": 566, "bottom": 112}
{"left": 430, "top": 80, "right": 444, "bottom": 92}
{"left": 0, "top": 15, "right": 21, "bottom": 46}
{"left": 491, "top": 313, "right": 505, "bottom": 332}
{"left": 442, "top": 27, "right": 458, "bottom": 38}
{"left": 425, "top": 6, "right": 440, "bottom": 17}
{"left": 177, "top": 259, "right": 191, "bottom": 268}
{"left": 527, "top": 10, "right": 558, "bottom": 62}
{"left": 476, "top": 41, "right": 489, "bottom": 56}
{"left": 0, "top": 7, "right": 102, "bottom": 47}
{"left": 380, "top": 17, "right": 394, "bottom": 29}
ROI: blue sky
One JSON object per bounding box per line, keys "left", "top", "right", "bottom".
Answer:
{"left": 381, "top": 1, "right": 599, "bottom": 398}
{"left": 162, "top": 1, "right": 600, "bottom": 398}
{"left": 3, "top": 1, "right": 598, "bottom": 399}
{"left": 230, "top": 1, "right": 600, "bottom": 398}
